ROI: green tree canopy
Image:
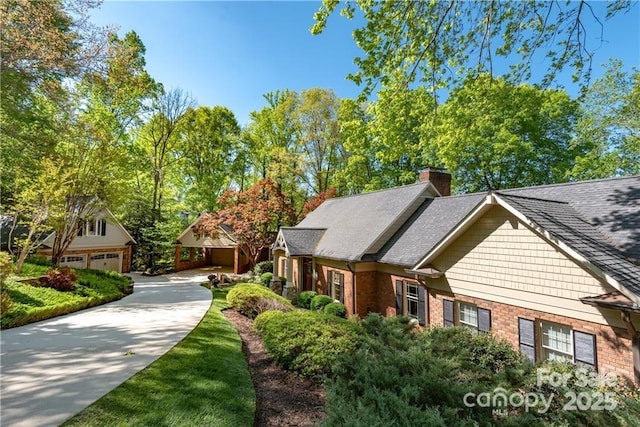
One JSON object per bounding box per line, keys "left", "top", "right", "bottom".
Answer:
{"left": 312, "top": 1, "right": 633, "bottom": 97}
{"left": 179, "top": 105, "right": 242, "bottom": 213}
{"left": 432, "top": 75, "right": 580, "bottom": 192}
{"left": 571, "top": 60, "right": 640, "bottom": 179}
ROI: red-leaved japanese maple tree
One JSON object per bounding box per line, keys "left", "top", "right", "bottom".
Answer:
{"left": 196, "top": 178, "right": 296, "bottom": 268}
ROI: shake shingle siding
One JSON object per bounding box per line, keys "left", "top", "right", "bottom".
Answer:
{"left": 497, "top": 193, "right": 640, "bottom": 297}
{"left": 297, "top": 182, "right": 432, "bottom": 261}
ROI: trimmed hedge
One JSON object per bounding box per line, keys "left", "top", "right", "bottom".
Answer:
{"left": 310, "top": 294, "right": 333, "bottom": 311}
{"left": 323, "top": 302, "right": 346, "bottom": 318}
{"left": 297, "top": 290, "right": 317, "bottom": 308}
{"left": 254, "top": 310, "right": 363, "bottom": 378}
{"left": 226, "top": 283, "right": 293, "bottom": 318}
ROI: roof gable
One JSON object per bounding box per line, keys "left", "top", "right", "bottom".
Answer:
{"left": 297, "top": 182, "right": 433, "bottom": 261}
{"left": 275, "top": 227, "right": 326, "bottom": 257}
{"left": 376, "top": 193, "right": 486, "bottom": 267}
{"left": 412, "top": 191, "right": 640, "bottom": 303}
{"left": 176, "top": 214, "right": 237, "bottom": 248}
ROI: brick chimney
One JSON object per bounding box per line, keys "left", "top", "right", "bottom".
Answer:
{"left": 418, "top": 167, "right": 451, "bottom": 196}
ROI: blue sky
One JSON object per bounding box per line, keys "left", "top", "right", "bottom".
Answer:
{"left": 90, "top": 1, "right": 640, "bottom": 126}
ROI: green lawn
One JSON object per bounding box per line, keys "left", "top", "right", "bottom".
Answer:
{"left": 62, "top": 288, "right": 256, "bottom": 427}
{"left": 1, "top": 263, "right": 132, "bottom": 329}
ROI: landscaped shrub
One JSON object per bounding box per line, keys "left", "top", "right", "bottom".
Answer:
{"left": 227, "top": 283, "right": 293, "bottom": 318}
{"left": 1, "top": 291, "right": 12, "bottom": 314}
{"left": 253, "top": 261, "right": 273, "bottom": 275}
{"left": 260, "top": 272, "right": 273, "bottom": 286}
{"left": 323, "top": 317, "right": 639, "bottom": 427}
{"left": 323, "top": 301, "right": 346, "bottom": 318}
{"left": 0, "top": 252, "right": 14, "bottom": 285}
{"left": 41, "top": 267, "right": 78, "bottom": 291}
{"left": 254, "top": 309, "right": 363, "bottom": 378}
{"left": 2, "top": 265, "right": 130, "bottom": 329}
{"left": 310, "top": 294, "right": 333, "bottom": 311}
{"left": 24, "top": 255, "right": 52, "bottom": 266}
{"left": 297, "top": 291, "right": 317, "bottom": 309}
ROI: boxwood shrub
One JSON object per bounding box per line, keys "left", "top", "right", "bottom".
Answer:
{"left": 310, "top": 294, "right": 333, "bottom": 311}
{"left": 254, "top": 310, "right": 363, "bottom": 378}
{"left": 323, "top": 301, "right": 346, "bottom": 318}
{"left": 227, "top": 283, "right": 293, "bottom": 318}
{"left": 297, "top": 290, "right": 317, "bottom": 308}
{"left": 260, "top": 272, "right": 273, "bottom": 286}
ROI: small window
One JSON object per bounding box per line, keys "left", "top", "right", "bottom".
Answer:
{"left": 396, "top": 280, "right": 427, "bottom": 326}
{"left": 85, "top": 218, "right": 106, "bottom": 236}
{"left": 459, "top": 302, "right": 479, "bottom": 329}
{"left": 541, "top": 322, "right": 573, "bottom": 362}
{"left": 330, "top": 271, "right": 344, "bottom": 303}
{"left": 406, "top": 283, "right": 420, "bottom": 320}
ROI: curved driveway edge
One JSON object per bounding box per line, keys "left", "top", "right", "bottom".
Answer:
{"left": 0, "top": 269, "right": 213, "bottom": 427}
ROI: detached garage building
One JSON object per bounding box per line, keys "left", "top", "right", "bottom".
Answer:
{"left": 37, "top": 209, "right": 135, "bottom": 273}
{"left": 174, "top": 214, "right": 266, "bottom": 274}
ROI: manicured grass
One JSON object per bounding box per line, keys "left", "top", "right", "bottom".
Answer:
{"left": 62, "top": 288, "right": 256, "bottom": 427}
{"left": 1, "top": 264, "right": 132, "bottom": 329}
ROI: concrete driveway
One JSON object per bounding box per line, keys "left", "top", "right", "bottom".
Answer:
{"left": 0, "top": 269, "right": 213, "bottom": 427}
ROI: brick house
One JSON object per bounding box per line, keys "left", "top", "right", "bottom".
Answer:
{"left": 273, "top": 170, "right": 640, "bottom": 383}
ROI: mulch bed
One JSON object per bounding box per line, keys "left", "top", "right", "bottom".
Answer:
{"left": 223, "top": 309, "right": 326, "bottom": 427}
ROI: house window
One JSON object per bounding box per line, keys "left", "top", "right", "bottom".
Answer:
{"left": 442, "top": 300, "right": 491, "bottom": 333}
{"left": 518, "top": 318, "right": 596, "bottom": 368}
{"left": 541, "top": 322, "right": 573, "bottom": 362}
{"left": 329, "top": 271, "right": 344, "bottom": 303}
{"left": 85, "top": 218, "right": 106, "bottom": 236}
{"left": 459, "top": 302, "right": 479, "bottom": 329}
{"left": 396, "top": 280, "right": 426, "bottom": 326}
{"left": 406, "top": 283, "right": 420, "bottom": 320}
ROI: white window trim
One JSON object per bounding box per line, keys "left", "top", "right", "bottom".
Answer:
{"left": 330, "top": 271, "right": 344, "bottom": 302}
{"left": 540, "top": 321, "right": 574, "bottom": 362}
{"left": 405, "top": 282, "right": 420, "bottom": 320}
{"left": 458, "top": 302, "right": 479, "bottom": 329}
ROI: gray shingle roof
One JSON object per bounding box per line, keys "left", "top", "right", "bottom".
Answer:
{"left": 296, "top": 182, "right": 432, "bottom": 261}
{"left": 496, "top": 192, "right": 640, "bottom": 297}
{"left": 375, "top": 193, "right": 486, "bottom": 267}
{"left": 502, "top": 176, "right": 640, "bottom": 262}
{"left": 280, "top": 227, "right": 326, "bottom": 256}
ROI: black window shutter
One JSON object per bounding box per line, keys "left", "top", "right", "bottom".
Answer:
{"left": 339, "top": 273, "right": 344, "bottom": 304}
{"left": 478, "top": 308, "right": 491, "bottom": 333}
{"left": 443, "top": 299, "right": 454, "bottom": 326}
{"left": 574, "top": 331, "right": 597, "bottom": 368}
{"left": 518, "top": 318, "right": 536, "bottom": 362}
{"left": 328, "top": 271, "right": 333, "bottom": 297}
{"left": 101, "top": 220, "right": 107, "bottom": 236}
{"left": 395, "top": 280, "right": 403, "bottom": 315}
{"left": 417, "top": 286, "right": 427, "bottom": 326}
